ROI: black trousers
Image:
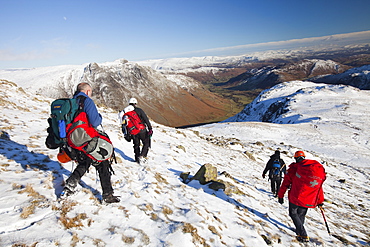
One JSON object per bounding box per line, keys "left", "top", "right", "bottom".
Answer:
{"left": 289, "top": 202, "right": 308, "bottom": 237}
{"left": 66, "top": 158, "right": 113, "bottom": 196}
{"left": 270, "top": 177, "right": 282, "bottom": 196}
{"left": 132, "top": 130, "right": 150, "bottom": 161}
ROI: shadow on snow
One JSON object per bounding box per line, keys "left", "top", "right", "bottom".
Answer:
{"left": 169, "top": 167, "right": 292, "bottom": 233}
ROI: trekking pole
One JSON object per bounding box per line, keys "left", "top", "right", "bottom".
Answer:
{"left": 319, "top": 205, "right": 331, "bottom": 235}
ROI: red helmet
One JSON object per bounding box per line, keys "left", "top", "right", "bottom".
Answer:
{"left": 57, "top": 150, "right": 71, "bottom": 163}
{"left": 294, "top": 151, "right": 305, "bottom": 158}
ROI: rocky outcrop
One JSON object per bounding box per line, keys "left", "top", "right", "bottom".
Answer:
{"left": 181, "top": 164, "right": 246, "bottom": 196}
{"left": 48, "top": 61, "right": 232, "bottom": 127}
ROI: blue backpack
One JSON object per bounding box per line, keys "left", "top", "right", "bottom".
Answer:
{"left": 272, "top": 159, "right": 281, "bottom": 177}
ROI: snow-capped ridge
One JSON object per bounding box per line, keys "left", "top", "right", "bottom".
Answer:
{"left": 225, "top": 80, "right": 369, "bottom": 125}
{"left": 310, "top": 64, "right": 370, "bottom": 89}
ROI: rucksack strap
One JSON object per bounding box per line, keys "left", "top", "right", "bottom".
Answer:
{"left": 76, "top": 95, "right": 86, "bottom": 112}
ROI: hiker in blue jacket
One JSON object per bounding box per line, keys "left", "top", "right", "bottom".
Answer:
{"left": 262, "top": 150, "right": 286, "bottom": 197}
{"left": 73, "top": 85, "right": 102, "bottom": 127}
{"left": 62, "top": 82, "right": 119, "bottom": 203}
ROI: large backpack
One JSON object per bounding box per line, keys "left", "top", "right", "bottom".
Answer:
{"left": 123, "top": 108, "right": 146, "bottom": 135}
{"left": 46, "top": 98, "right": 80, "bottom": 149}
{"left": 271, "top": 159, "right": 282, "bottom": 178}
{"left": 290, "top": 159, "right": 326, "bottom": 207}
{"left": 67, "top": 110, "right": 113, "bottom": 162}
{"left": 46, "top": 96, "right": 114, "bottom": 162}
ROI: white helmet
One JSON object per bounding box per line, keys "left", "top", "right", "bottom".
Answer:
{"left": 128, "top": 97, "right": 137, "bottom": 104}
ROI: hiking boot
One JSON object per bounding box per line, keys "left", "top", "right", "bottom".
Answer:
{"left": 296, "top": 236, "right": 310, "bottom": 243}
{"left": 103, "top": 194, "right": 120, "bottom": 204}
{"left": 138, "top": 156, "right": 148, "bottom": 164}
{"left": 60, "top": 187, "right": 74, "bottom": 198}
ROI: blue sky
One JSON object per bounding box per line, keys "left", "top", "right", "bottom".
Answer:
{"left": 1, "top": 0, "right": 370, "bottom": 69}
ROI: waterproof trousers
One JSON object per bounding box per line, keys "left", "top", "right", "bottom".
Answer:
{"left": 132, "top": 130, "right": 150, "bottom": 162}
{"left": 289, "top": 202, "right": 308, "bottom": 237}
{"left": 65, "top": 158, "right": 114, "bottom": 197}
{"left": 270, "top": 177, "right": 282, "bottom": 197}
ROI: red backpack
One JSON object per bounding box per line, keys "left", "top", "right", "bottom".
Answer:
{"left": 289, "top": 159, "right": 326, "bottom": 207}
{"left": 66, "top": 98, "right": 113, "bottom": 162}
{"left": 123, "top": 109, "right": 146, "bottom": 135}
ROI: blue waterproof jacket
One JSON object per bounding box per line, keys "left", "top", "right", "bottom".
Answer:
{"left": 73, "top": 92, "right": 102, "bottom": 128}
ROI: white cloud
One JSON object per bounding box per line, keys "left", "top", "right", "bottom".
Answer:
{"left": 0, "top": 38, "right": 70, "bottom": 62}
{"left": 174, "top": 30, "right": 370, "bottom": 57}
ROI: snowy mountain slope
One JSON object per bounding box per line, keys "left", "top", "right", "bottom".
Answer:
{"left": 0, "top": 79, "right": 369, "bottom": 246}
{"left": 0, "top": 65, "right": 85, "bottom": 97}
{"left": 223, "top": 80, "right": 370, "bottom": 164}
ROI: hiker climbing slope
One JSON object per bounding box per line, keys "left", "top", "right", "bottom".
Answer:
{"left": 60, "top": 83, "right": 120, "bottom": 203}
{"left": 119, "top": 97, "right": 152, "bottom": 164}
{"left": 262, "top": 149, "right": 286, "bottom": 197}
{"left": 277, "top": 150, "right": 326, "bottom": 243}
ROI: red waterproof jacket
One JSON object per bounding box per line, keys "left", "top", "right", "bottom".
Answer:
{"left": 278, "top": 159, "right": 326, "bottom": 208}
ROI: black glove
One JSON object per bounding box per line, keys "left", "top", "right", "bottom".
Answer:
{"left": 317, "top": 203, "right": 324, "bottom": 207}
{"left": 278, "top": 197, "right": 284, "bottom": 204}
{"left": 148, "top": 129, "right": 153, "bottom": 138}
{"left": 262, "top": 174, "right": 266, "bottom": 179}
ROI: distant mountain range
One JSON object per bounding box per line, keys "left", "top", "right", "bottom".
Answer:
{"left": 0, "top": 41, "right": 369, "bottom": 127}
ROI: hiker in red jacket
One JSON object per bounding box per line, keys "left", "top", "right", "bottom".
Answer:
{"left": 277, "top": 151, "right": 326, "bottom": 243}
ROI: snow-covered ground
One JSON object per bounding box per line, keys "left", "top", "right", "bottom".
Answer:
{"left": 0, "top": 78, "right": 369, "bottom": 246}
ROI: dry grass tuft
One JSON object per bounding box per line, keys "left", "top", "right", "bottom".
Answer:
{"left": 20, "top": 203, "right": 37, "bottom": 219}
{"left": 208, "top": 225, "right": 222, "bottom": 239}
{"left": 176, "top": 145, "right": 186, "bottom": 152}
{"left": 18, "top": 184, "right": 48, "bottom": 219}
{"left": 243, "top": 151, "right": 256, "bottom": 161}
{"left": 182, "top": 222, "right": 209, "bottom": 247}
{"left": 118, "top": 206, "right": 130, "bottom": 218}
{"left": 132, "top": 228, "right": 150, "bottom": 245}
{"left": 122, "top": 234, "right": 135, "bottom": 244}
{"left": 176, "top": 130, "right": 187, "bottom": 137}
{"left": 92, "top": 238, "right": 106, "bottom": 247}
{"left": 150, "top": 212, "right": 159, "bottom": 221}
{"left": 59, "top": 212, "right": 87, "bottom": 229}
{"left": 162, "top": 206, "right": 173, "bottom": 215}
{"left": 71, "top": 232, "right": 80, "bottom": 247}
{"left": 18, "top": 184, "right": 45, "bottom": 199}
{"left": 11, "top": 242, "right": 38, "bottom": 247}
{"left": 154, "top": 172, "right": 168, "bottom": 184}
{"left": 12, "top": 183, "right": 24, "bottom": 190}
{"left": 53, "top": 200, "right": 90, "bottom": 229}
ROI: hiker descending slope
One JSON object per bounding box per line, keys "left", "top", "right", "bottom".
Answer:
{"left": 56, "top": 83, "right": 119, "bottom": 203}
{"left": 278, "top": 151, "right": 326, "bottom": 243}
{"left": 262, "top": 150, "right": 286, "bottom": 197}
{"left": 119, "top": 98, "right": 152, "bottom": 164}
